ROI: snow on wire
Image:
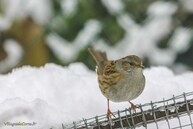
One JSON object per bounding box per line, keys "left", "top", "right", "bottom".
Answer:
{"left": 64, "top": 91, "right": 193, "bottom": 129}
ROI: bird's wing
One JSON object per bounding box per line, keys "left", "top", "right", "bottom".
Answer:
{"left": 98, "top": 61, "right": 125, "bottom": 93}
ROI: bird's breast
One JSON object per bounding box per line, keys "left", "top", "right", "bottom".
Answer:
{"left": 99, "top": 70, "right": 145, "bottom": 102}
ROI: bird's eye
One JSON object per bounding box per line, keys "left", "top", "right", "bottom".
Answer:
{"left": 122, "top": 61, "right": 130, "bottom": 69}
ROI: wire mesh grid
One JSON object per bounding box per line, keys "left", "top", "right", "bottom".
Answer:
{"left": 64, "top": 92, "right": 193, "bottom": 129}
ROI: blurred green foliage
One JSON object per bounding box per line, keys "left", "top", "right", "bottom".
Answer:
{"left": 0, "top": 0, "right": 193, "bottom": 73}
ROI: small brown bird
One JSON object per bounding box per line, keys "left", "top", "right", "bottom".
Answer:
{"left": 88, "top": 48, "right": 145, "bottom": 118}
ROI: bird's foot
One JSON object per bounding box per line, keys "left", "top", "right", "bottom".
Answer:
{"left": 107, "top": 109, "right": 115, "bottom": 119}
{"left": 129, "top": 101, "right": 138, "bottom": 112}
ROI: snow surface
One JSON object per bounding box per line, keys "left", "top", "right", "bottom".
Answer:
{"left": 46, "top": 20, "right": 102, "bottom": 63}
{"left": 0, "top": 0, "right": 52, "bottom": 30}
{"left": 180, "top": 0, "right": 193, "bottom": 13}
{"left": 61, "top": 0, "right": 78, "bottom": 16}
{"left": 101, "top": 0, "right": 124, "bottom": 15}
{"left": 0, "top": 40, "right": 23, "bottom": 73}
{"left": 0, "top": 63, "right": 193, "bottom": 129}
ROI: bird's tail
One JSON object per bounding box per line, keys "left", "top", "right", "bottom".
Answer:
{"left": 88, "top": 48, "right": 108, "bottom": 64}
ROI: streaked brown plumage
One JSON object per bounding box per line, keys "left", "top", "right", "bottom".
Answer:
{"left": 88, "top": 48, "right": 145, "bottom": 118}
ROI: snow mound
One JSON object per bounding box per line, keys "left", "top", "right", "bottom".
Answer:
{"left": 0, "top": 63, "right": 192, "bottom": 128}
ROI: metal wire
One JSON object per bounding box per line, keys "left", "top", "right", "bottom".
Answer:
{"left": 64, "top": 91, "right": 193, "bottom": 129}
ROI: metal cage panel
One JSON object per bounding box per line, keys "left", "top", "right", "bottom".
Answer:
{"left": 64, "top": 92, "right": 193, "bottom": 129}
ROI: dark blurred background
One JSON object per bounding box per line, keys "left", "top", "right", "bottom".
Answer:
{"left": 0, "top": 0, "right": 193, "bottom": 74}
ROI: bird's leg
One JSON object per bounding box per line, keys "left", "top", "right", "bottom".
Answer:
{"left": 107, "top": 99, "right": 115, "bottom": 119}
{"left": 129, "top": 101, "right": 138, "bottom": 112}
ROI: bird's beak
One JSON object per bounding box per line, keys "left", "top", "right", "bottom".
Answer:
{"left": 141, "top": 65, "right": 145, "bottom": 69}
{"left": 137, "top": 65, "right": 145, "bottom": 69}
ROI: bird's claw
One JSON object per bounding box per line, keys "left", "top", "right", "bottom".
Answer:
{"left": 107, "top": 109, "right": 115, "bottom": 119}
{"left": 129, "top": 101, "right": 139, "bottom": 112}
